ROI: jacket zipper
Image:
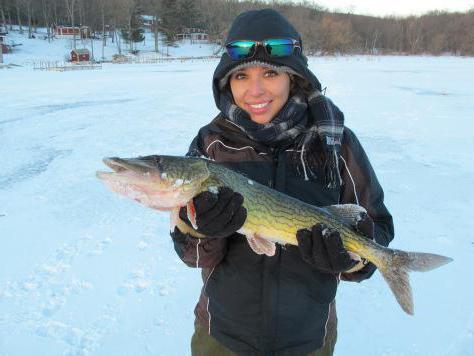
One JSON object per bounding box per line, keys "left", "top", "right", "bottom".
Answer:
{"left": 269, "top": 149, "right": 278, "bottom": 188}
{"left": 266, "top": 149, "right": 282, "bottom": 350}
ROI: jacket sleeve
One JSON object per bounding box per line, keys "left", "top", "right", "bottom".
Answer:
{"left": 171, "top": 227, "right": 228, "bottom": 268}
{"left": 339, "top": 128, "right": 395, "bottom": 282}
{"left": 170, "top": 130, "right": 229, "bottom": 268}
{"left": 185, "top": 132, "right": 206, "bottom": 157}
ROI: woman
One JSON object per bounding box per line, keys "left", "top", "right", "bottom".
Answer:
{"left": 171, "top": 8, "right": 394, "bottom": 355}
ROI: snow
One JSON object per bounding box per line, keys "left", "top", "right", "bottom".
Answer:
{"left": 1, "top": 30, "right": 474, "bottom": 355}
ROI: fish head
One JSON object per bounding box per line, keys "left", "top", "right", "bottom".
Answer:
{"left": 96, "top": 155, "right": 210, "bottom": 211}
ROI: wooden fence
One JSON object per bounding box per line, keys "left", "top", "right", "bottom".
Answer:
{"left": 32, "top": 55, "right": 220, "bottom": 70}
{"left": 33, "top": 61, "right": 102, "bottom": 71}
{"left": 111, "top": 54, "right": 220, "bottom": 64}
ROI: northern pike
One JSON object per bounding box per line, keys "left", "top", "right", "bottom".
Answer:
{"left": 96, "top": 154, "right": 452, "bottom": 315}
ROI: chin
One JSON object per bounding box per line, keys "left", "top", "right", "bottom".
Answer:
{"left": 250, "top": 114, "right": 274, "bottom": 124}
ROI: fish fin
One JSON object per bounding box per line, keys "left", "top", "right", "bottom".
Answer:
{"left": 170, "top": 208, "right": 180, "bottom": 232}
{"left": 246, "top": 234, "right": 276, "bottom": 256}
{"left": 172, "top": 206, "right": 206, "bottom": 238}
{"left": 376, "top": 249, "right": 453, "bottom": 315}
{"left": 347, "top": 251, "right": 362, "bottom": 262}
{"left": 174, "top": 214, "right": 206, "bottom": 239}
{"left": 186, "top": 201, "right": 198, "bottom": 230}
{"left": 325, "top": 204, "right": 367, "bottom": 225}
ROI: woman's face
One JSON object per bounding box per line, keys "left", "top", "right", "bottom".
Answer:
{"left": 229, "top": 66, "right": 291, "bottom": 124}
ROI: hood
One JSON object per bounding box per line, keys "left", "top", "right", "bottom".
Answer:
{"left": 212, "top": 8, "right": 322, "bottom": 108}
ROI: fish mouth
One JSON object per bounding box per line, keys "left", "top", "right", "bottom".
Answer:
{"left": 103, "top": 157, "right": 130, "bottom": 173}
{"left": 104, "top": 156, "right": 161, "bottom": 173}
{"left": 96, "top": 158, "right": 126, "bottom": 179}
{"left": 96, "top": 156, "right": 163, "bottom": 181}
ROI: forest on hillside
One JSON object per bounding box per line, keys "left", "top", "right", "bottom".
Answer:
{"left": 1, "top": 0, "right": 473, "bottom": 55}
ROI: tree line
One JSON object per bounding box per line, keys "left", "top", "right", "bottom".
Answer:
{"left": 1, "top": 0, "right": 473, "bottom": 56}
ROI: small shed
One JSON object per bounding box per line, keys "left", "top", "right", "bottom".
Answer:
{"left": 71, "top": 48, "right": 90, "bottom": 62}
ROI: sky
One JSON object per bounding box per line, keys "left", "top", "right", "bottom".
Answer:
{"left": 310, "top": 0, "right": 474, "bottom": 17}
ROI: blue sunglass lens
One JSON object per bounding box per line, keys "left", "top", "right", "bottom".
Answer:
{"left": 264, "top": 39, "right": 295, "bottom": 57}
{"left": 226, "top": 41, "right": 255, "bottom": 60}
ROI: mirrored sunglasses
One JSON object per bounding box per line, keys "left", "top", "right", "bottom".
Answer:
{"left": 225, "top": 38, "right": 301, "bottom": 61}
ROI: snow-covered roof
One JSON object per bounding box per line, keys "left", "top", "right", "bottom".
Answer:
{"left": 71, "top": 48, "right": 90, "bottom": 55}
{"left": 56, "top": 25, "right": 90, "bottom": 29}
{"left": 141, "top": 15, "right": 155, "bottom": 21}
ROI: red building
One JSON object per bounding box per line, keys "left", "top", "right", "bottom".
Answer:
{"left": 55, "top": 26, "right": 91, "bottom": 39}
{"left": 70, "top": 48, "right": 90, "bottom": 62}
{"left": 0, "top": 36, "right": 7, "bottom": 54}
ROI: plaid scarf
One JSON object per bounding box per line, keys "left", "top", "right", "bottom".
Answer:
{"left": 219, "top": 91, "right": 308, "bottom": 146}
{"left": 219, "top": 89, "right": 345, "bottom": 188}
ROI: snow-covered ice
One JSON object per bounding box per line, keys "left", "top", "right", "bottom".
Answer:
{"left": 1, "top": 32, "right": 474, "bottom": 355}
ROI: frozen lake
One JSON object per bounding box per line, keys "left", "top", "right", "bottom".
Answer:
{"left": 1, "top": 56, "right": 473, "bottom": 355}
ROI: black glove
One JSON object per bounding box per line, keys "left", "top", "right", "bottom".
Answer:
{"left": 179, "top": 187, "right": 247, "bottom": 238}
{"left": 342, "top": 212, "right": 377, "bottom": 281}
{"left": 355, "top": 212, "right": 375, "bottom": 239}
{"left": 296, "top": 223, "right": 358, "bottom": 273}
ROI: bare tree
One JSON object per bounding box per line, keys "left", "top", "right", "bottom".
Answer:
{"left": 148, "top": 0, "right": 160, "bottom": 53}
{"left": 0, "top": 0, "right": 7, "bottom": 28}
{"left": 95, "top": 0, "right": 107, "bottom": 59}
{"left": 15, "top": 0, "right": 22, "bottom": 32}
{"left": 406, "top": 16, "right": 424, "bottom": 54}
{"left": 371, "top": 29, "right": 379, "bottom": 54}
{"left": 317, "top": 15, "right": 357, "bottom": 54}
{"left": 107, "top": 0, "right": 135, "bottom": 54}
{"left": 7, "top": 3, "right": 13, "bottom": 30}
{"left": 21, "top": 0, "right": 33, "bottom": 38}
{"left": 41, "top": 0, "right": 53, "bottom": 42}
{"left": 64, "top": 0, "right": 76, "bottom": 48}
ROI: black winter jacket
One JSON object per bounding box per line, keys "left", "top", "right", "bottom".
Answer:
{"left": 171, "top": 115, "right": 394, "bottom": 354}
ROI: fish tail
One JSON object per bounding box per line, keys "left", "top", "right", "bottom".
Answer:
{"left": 375, "top": 249, "right": 453, "bottom": 315}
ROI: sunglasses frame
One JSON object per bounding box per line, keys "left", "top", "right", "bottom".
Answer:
{"left": 225, "top": 38, "right": 301, "bottom": 61}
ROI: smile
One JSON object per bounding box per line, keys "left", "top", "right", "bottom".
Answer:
{"left": 249, "top": 102, "right": 270, "bottom": 109}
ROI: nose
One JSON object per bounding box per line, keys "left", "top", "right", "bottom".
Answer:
{"left": 247, "top": 77, "right": 265, "bottom": 97}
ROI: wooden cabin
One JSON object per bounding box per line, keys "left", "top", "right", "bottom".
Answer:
{"left": 70, "top": 48, "right": 90, "bottom": 62}
{"left": 55, "top": 26, "right": 91, "bottom": 39}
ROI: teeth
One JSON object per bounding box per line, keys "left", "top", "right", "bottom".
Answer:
{"left": 249, "top": 102, "right": 269, "bottom": 109}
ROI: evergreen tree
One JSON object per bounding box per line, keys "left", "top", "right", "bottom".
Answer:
{"left": 121, "top": 6, "right": 144, "bottom": 53}
{"left": 160, "top": 0, "right": 179, "bottom": 45}
{"left": 179, "top": 0, "right": 199, "bottom": 29}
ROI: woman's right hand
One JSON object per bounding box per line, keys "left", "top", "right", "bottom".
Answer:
{"left": 179, "top": 187, "right": 247, "bottom": 238}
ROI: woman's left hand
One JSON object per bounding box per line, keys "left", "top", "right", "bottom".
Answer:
{"left": 296, "top": 213, "right": 376, "bottom": 275}
{"left": 296, "top": 224, "right": 359, "bottom": 274}
{"left": 344, "top": 212, "right": 375, "bottom": 273}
